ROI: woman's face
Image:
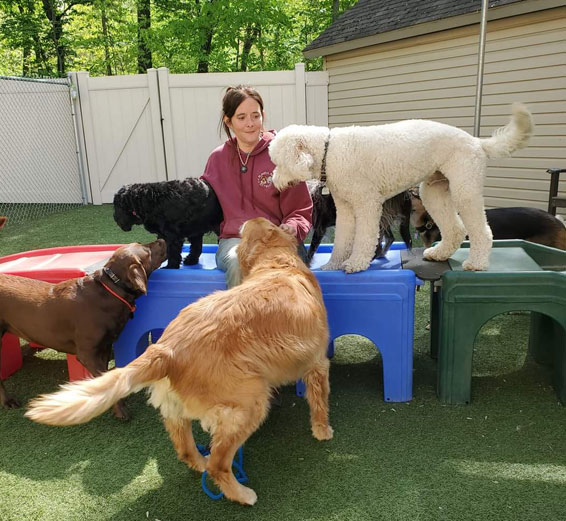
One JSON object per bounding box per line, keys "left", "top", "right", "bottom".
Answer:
{"left": 225, "top": 97, "right": 264, "bottom": 152}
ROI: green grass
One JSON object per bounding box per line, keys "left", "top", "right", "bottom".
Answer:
{"left": 1, "top": 205, "right": 565, "bottom": 521}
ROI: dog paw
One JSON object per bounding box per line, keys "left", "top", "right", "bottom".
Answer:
{"left": 343, "top": 258, "right": 370, "bottom": 273}
{"left": 230, "top": 485, "right": 258, "bottom": 506}
{"left": 423, "top": 246, "right": 450, "bottom": 262}
{"left": 1, "top": 396, "right": 21, "bottom": 409}
{"left": 112, "top": 401, "right": 130, "bottom": 421}
{"left": 312, "top": 424, "right": 334, "bottom": 441}
{"left": 462, "top": 259, "right": 488, "bottom": 271}
{"left": 183, "top": 453, "right": 207, "bottom": 473}
{"left": 321, "top": 261, "right": 343, "bottom": 271}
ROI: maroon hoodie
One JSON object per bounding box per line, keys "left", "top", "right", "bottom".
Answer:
{"left": 201, "top": 130, "right": 313, "bottom": 241}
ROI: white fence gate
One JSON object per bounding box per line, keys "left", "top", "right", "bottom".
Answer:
{"left": 72, "top": 64, "right": 329, "bottom": 204}
{"left": 0, "top": 76, "right": 86, "bottom": 208}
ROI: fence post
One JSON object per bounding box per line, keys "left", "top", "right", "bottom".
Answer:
{"left": 294, "top": 63, "right": 307, "bottom": 125}
{"left": 147, "top": 68, "right": 168, "bottom": 181}
{"left": 157, "top": 67, "right": 176, "bottom": 181}
{"left": 74, "top": 71, "right": 103, "bottom": 205}
{"left": 68, "top": 71, "right": 92, "bottom": 204}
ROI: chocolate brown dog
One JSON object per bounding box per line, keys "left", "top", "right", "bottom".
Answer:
{"left": 0, "top": 239, "right": 167, "bottom": 418}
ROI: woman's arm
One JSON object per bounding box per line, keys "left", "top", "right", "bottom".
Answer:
{"left": 279, "top": 181, "right": 313, "bottom": 242}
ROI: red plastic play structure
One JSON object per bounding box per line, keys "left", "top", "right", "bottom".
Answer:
{"left": 0, "top": 245, "right": 122, "bottom": 382}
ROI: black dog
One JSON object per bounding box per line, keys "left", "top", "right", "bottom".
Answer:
{"left": 411, "top": 192, "right": 566, "bottom": 249}
{"left": 113, "top": 178, "right": 223, "bottom": 269}
{"left": 307, "top": 182, "right": 412, "bottom": 264}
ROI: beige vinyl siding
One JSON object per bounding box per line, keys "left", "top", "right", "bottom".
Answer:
{"left": 324, "top": 7, "right": 566, "bottom": 211}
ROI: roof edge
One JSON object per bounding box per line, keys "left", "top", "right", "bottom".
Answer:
{"left": 303, "top": 0, "right": 564, "bottom": 59}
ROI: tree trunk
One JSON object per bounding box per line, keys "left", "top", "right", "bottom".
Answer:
{"left": 332, "top": 0, "right": 339, "bottom": 21}
{"left": 17, "top": 4, "right": 31, "bottom": 75}
{"left": 32, "top": 33, "right": 51, "bottom": 76}
{"left": 196, "top": 0, "right": 214, "bottom": 73}
{"left": 100, "top": 0, "right": 113, "bottom": 75}
{"left": 197, "top": 27, "right": 213, "bottom": 72}
{"left": 22, "top": 45, "right": 31, "bottom": 76}
{"left": 240, "top": 24, "right": 259, "bottom": 72}
{"left": 137, "top": 0, "right": 152, "bottom": 73}
{"left": 41, "top": 0, "right": 66, "bottom": 76}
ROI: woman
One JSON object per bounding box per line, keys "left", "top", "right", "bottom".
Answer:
{"left": 202, "top": 85, "right": 313, "bottom": 288}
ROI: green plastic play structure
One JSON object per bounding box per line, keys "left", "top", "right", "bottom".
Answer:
{"left": 430, "top": 240, "right": 566, "bottom": 404}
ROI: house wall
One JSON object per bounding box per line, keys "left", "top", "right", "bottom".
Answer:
{"left": 323, "top": 7, "right": 566, "bottom": 210}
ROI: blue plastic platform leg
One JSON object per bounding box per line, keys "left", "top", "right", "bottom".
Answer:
{"left": 196, "top": 444, "right": 248, "bottom": 500}
{"left": 295, "top": 340, "right": 335, "bottom": 397}
{"left": 327, "top": 340, "right": 335, "bottom": 358}
{"left": 296, "top": 379, "right": 306, "bottom": 397}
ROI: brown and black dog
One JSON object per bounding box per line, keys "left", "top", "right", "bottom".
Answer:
{"left": 411, "top": 190, "right": 566, "bottom": 250}
{"left": 0, "top": 239, "right": 167, "bottom": 418}
{"left": 26, "top": 218, "right": 332, "bottom": 506}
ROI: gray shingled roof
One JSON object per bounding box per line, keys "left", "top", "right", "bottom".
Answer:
{"left": 305, "top": 0, "right": 527, "bottom": 52}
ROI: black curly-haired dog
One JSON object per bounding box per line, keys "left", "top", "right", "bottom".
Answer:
{"left": 113, "top": 178, "right": 223, "bottom": 269}
{"left": 307, "top": 182, "right": 412, "bottom": 265}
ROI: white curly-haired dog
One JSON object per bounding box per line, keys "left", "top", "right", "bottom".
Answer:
{"left": 270, "top": 103, "right": 533, "bottom": 273}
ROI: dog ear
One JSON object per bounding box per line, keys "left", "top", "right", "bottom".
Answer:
{"left": 127, "top": 262, "right": 148, "bottom": 294}
{"left": 295, "top": 138, "right": 314, "bottom": 170}
{"left": 408, "top": 187, "right": 420, "bottom": 200}
{"left": 238, "top": 219, "right": 285, "bottom": 277}
{"left": 238, "top": 220, "right": 267, "bottom": 276}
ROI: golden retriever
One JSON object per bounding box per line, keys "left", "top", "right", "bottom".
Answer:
{"left": 26, "top": 217, "right": 333, "bottom": 506}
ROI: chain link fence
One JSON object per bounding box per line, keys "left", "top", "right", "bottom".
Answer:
{"left": 0, "top": 76, "right": 87, "bottom": 227}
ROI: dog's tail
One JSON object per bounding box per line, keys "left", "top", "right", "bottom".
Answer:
{"left": 480, "top": 103, "right": 534, "bottom": 159}
{"left": 25, "top": 344, "right": 170, "bottom": 426}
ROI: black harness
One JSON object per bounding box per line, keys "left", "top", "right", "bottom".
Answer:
{"left": 320, "top": 135, "right": 330, "bottom": 195}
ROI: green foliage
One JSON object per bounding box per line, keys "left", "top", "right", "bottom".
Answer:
{"left": 0, "top": 0, "right": 358, "bottom": 76}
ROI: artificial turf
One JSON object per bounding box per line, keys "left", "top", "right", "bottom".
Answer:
{"left": 0, "top": 205, "right": 565, "bottom": 521}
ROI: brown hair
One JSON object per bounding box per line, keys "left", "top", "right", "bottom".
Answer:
{"left": 220, "top": 85, "right": 265, "bottom": 142}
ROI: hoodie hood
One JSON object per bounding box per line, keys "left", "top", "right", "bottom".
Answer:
{"left": 201, "top": 129, "right": 312, "bottom": 241}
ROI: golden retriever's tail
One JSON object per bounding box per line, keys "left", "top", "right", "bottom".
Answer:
{"left": 480, "top": 103, "right": 533, "bottom": 158}
{"left": 25, "top": 344, "right": 169, "bottom": 426}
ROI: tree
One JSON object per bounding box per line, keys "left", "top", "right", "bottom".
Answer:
{"left": 0, "top": 0, "right": 52, "bottom": 75}
{"left": 0, "top": 0, "right": 359, "bottom": 76}
{"left": 136, "top": 0, "right": 151, "bottom": 71}
{"left": 41, "top": 0, "right": 93, "bottom": 76}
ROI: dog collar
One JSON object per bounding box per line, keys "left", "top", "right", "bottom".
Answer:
{"left": 99, "top": 280, "right": 136, "bottom": 316}
{"left": 320, "top": 134, "right": 331, "bottom": 195}
{"left": 103, "top": 267, "right": 138, "bottom": 296}
{"left": 416, "top": 221, "right": 435, "bottom": 232}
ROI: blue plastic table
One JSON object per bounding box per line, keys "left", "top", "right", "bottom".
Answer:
{"left": 114, "top": 244, "right": 416, "bottom": 402}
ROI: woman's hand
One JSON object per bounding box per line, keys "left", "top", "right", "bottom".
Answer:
{"left": 279, "top": 223, "right": 296, "bottom": 236}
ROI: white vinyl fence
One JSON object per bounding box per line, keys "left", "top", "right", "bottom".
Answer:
{"left": 71, "top": 64, "right": 329, "bottom": 204}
